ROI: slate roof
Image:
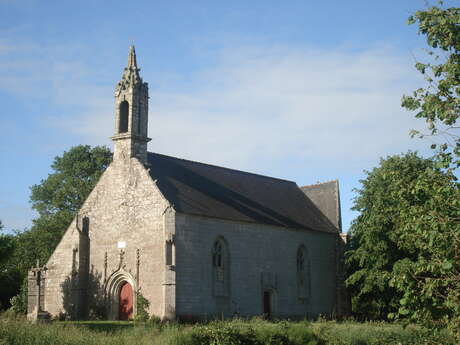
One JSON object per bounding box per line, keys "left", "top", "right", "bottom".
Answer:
{"left": 147, "top": 152, "right": 337, "bottom": 233}
{"left": 301, "top": 181, "right": 341, "bottom": 232}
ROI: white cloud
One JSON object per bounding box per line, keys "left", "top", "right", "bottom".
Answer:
{"left": 145, "top": 44, "right": 428, "bottom": 176}
{"left": 1, "top": 40, "right": 429, "bottom": 178}
{"left": 0, "top": 40, "right": 432, "bottom": 231}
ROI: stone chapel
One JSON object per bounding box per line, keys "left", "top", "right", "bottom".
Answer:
{"left": 27, "top": 46, "right": 347, "bottom": 321}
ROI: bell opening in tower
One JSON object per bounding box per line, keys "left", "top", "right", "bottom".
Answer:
{"left": 119, "top": 101, "right": 129, "bottom": 133}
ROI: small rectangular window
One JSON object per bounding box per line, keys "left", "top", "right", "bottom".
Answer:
{"left": 165, "top": 241, "right": 173, "bottom": 266}
{"left": 82, "top": 217, "right": 89, "bottom": 236}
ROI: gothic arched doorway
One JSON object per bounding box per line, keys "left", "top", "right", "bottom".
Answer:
{"left": 119, "top": 281, "right": 133, "bottom": 320}
{"left": 105, "top": 270, "right": 137, "bottom": 320}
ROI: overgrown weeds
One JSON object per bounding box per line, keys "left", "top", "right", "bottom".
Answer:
{"left": 0, "top": 317, "right": 456, "bottom": 345}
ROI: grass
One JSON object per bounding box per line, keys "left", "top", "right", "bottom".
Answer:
{"left": 311, "top": 320, "right": 455, "bottom": 345}
{"left": 0, "top": 317, "right": 456, "bottom": 345}
{"left": 0, "top": 319, "right": 185, "bottom": 345}
{"left": 59, "top": 320, "right": 135, "bottom": 333}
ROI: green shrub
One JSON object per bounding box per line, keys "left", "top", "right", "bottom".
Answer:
{"left": 190, "top": 322, "right": 261, "bottom": 345}
{"left": 9, "top": 278, "right": 28, "bottom": 315}
{"left": 186, "top": 319, "right": 317, "bottom": 345}
{"left": 286, "top": 322, "right": 317, "bottom": 345}
{"left": 134, "top": 291, "right": 150, "bottom": 322}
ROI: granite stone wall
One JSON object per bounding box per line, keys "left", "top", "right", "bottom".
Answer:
{"left": 32, "top": 156, "right": 342, "bottom": 321}
{"left": 174, "top": 213, "right": 338, "bottom": 319}
{"left": 40, "top": 157, "right": 170, "bottom": 319}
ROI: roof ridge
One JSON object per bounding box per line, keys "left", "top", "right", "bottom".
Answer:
{"left": 148, "top": 151, "right": 295, "bottom": 184}
{"left": 301, "top": 179, "right": 338, "bottom": 189}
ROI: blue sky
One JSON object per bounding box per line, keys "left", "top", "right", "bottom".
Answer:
{"left": 0, "top": 0, "right": 440, "bottom": 232}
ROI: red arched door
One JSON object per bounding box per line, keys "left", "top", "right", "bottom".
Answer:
{"left": 119, "top": 281, "right": 133, "bottom": 320}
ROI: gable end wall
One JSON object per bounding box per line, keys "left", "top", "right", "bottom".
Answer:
{"left": 41, "top": 158, "right": 170, "bottom": 319}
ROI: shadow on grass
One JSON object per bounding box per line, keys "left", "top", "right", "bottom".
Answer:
{"left": 60, "top": 321, "right": 135, "bottom": 333}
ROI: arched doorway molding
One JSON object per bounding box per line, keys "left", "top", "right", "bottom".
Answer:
{"left": 105, "top": 269, "right": 137, "bottom": 320}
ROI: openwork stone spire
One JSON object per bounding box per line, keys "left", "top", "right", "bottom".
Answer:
{"left": 111, "top": 46, "right": 150, "bottom": 165}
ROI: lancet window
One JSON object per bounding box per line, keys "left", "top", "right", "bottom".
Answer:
{"left": 212, "top": 237, "right": 230, "bottom": 297}
{"left": 297, "top": 245, "right": 311, "bottom": 300}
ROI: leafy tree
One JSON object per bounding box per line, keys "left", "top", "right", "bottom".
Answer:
{"left": 389, "top": 164, "right": 459, "bottom": 331}
{"left": 402, "top": 2, "right": 460, "bottom": 170}
{"left": 346, "top": 151, "right": 459, "bottom": 335}
{"left": 4, "top": 145, "right": 112, "bottom": 312}
{"left": 397, "top": 2, "right": 460, "bottom": 335}
{"left": 31, "top": 145, "right": 113, "bottom": 217}
{"left": 346, "top": 153, "right": 438, "bottom": 320}
{"left": 28, "top": 145, "right": 112, "bottom": 261}
{"left": 0, "top": 221, "right": 22, "bottom": 310}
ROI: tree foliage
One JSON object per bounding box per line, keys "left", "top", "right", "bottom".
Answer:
{"left": 0, "top": 145, "right": 112, "bottom": 312}
{"left": 346, "top": 152, "right": 459, "bottom": 332}
{"left": 389, "top": 163, "right": 459, "bottom": 329}
{"left": 31, "top": 145, "right": 113, "bottom": 217}
{"left": 396, "top": 2, "right": 460, "bottom": 334}
{"left": 346, "top": 153, "right": 439, "bottom": 320}
{"left": 402, "top": 2, "right": 460, "bottom": 169}
{"left": 0, "top": 221, "right": 22, "bottom": 310}
{"left": 348, "top": 2, "right": 460, "bottom": 334}
{"left": 28, "top": 145, "right": 112, "bottom": 261}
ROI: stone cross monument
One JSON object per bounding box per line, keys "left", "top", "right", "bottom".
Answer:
{"left": 27, "top": 261, "right": 50, "bottom": 322}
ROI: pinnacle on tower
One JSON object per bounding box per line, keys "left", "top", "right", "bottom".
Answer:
{"left": 112, "top": 46, "right": 150, "bottom": 165}
{"left": 128, "top": 45, "right": 138, "bottom": 69}
{"left": 116, "top": 46, "right": 142, "bottom": 94}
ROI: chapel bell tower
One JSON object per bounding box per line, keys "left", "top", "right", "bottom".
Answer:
{"left": 111, "top": 46, "right": 151, "bottom": 165}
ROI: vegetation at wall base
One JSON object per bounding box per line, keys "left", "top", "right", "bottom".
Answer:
{"left": 135, "top": 292, "right": 151, "bottom": 322}
{"left": 0, "top": 317, "right": 456, "bottom": 345}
